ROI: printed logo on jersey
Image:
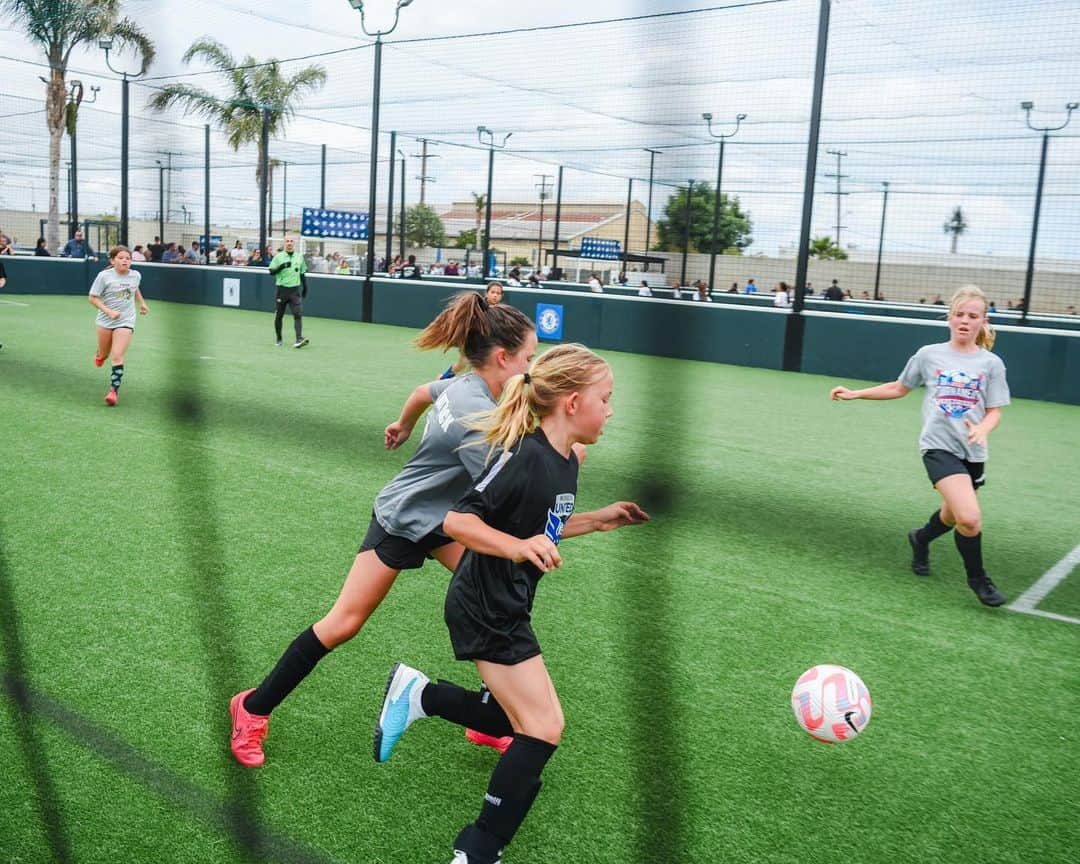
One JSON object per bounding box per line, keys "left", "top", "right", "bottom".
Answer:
{"left": 544, "top": 493, "right": 576, "bottom": 545}
{"left": 933, "top": 368, "right": 983, "bottom": 418}
{"left": 434, "top": 391, "right": 454, "bottom": 432}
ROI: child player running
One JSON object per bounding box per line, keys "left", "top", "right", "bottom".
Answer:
{"left": 441, "top": 282, "right": 505, "bottom": 380}
{"left": 230, "top": 294, "right": 592, "bottom": 766}
{"left": 830, "top": 285, "right": 1010, "bottom": 607}
{"left": 88, "top": 245, "right": 149, "bottom": 406}
{"left": 372, "top": 343, "right": 649, "bottom": 864}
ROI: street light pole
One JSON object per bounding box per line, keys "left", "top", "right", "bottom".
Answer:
{"left": 702, "top": 113, "right": 745, "bottom": 294}
{"left": 643, "top": 148, "right": 660, "bottom": 271}
{"left": 681, "top": 180, "right": 694, "bottom": 288}
{"left": 1020, "top": 101, "right": 1076, "bottom": 324}
{"left": 385, "top": 130, "right": 396, "bottom": 269}
{"left": 873, "top": 181, "right": 889, "bottom": 301}
{"left": 398, "top": 148, "right": 406, "bottom": 259}
{"left": 347, "top": 0, "right": 414, "bottom": 320}
{"left": 100, "top": 39, "right": 146, "bottom": 248}
{"left": 155, "top": 160, "right": 164, "bottom": 241}
{"left": 535, "top": 173, "right": 552, "bottom": 269}
{"left": 477, "top": 125, "right": 512, "bottom": 278}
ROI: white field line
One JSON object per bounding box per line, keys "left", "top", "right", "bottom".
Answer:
{"left": 0, "top": 298, "right": 31, "bottom": 307}
{"left": 1008, "top": 543, "right": 1080, "bottom": 625}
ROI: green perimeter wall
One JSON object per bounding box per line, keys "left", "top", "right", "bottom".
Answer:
{"left": 5, "top": 257, "right": 1078, "bottom": 404}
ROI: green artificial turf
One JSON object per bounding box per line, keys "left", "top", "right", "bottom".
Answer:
{"left": 1, "top": 296, "right": 1078, "bottom": 863}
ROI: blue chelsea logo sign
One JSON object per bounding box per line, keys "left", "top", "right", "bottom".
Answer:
{"left": 536, "top": 303, "right": 564, "bottom": 341}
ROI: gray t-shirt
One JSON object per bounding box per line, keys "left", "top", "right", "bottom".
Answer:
{"left": 374, "top": 373, "right": 499, "bottom": 542}
{"left": 89, "top": 268, "right": 141, "bottom": 329}
{"left": 898, "top": 342, "right": 1010, "bottom": 462}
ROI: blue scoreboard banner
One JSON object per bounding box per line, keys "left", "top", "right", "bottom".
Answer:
{"left": 578, "top": 237, "right": 621, "bottom": 260}
{"left": 301, "top": 207, "right": 369, "bottom": 240}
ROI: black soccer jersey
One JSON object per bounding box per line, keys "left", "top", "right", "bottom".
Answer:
{"left": 443, "top": 428, "right": 579, "bottom": 664}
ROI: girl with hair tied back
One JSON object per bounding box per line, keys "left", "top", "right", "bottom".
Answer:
{"left": 229, "top": 291, "right": 541, "bottom": 767}
{"left": 830, "top": 285, "right": 1011, "bottom": 607}
{"left": 371, "top": 343, "right": 649, "bottom": 864}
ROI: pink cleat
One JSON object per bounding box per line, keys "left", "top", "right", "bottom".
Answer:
{"left": 94, "top": 355, "right": 105, "bottom": 367}
{"left": 230, "top": 689, "right": 270, "bottom": 767}
{"left": 466, "top": 728, "right": 513, "bottom": 755}
{"left": 104, "top": 388, "right": 118, "bottom": 406}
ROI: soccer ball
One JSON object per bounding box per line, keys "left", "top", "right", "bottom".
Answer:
{"left": 791, "top": 664, "right": 872, "bottom": 744}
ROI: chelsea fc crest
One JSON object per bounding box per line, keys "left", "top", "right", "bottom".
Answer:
{"left": 536, "top": 303, "right": 564, "bottom": 340}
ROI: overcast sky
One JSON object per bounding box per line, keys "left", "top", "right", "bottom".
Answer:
{"left": 1, "top": 0, "right": 1077, "bottom": 261}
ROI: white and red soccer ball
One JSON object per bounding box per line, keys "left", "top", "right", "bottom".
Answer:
{"left": 791, "top": 664, "right": 872, "bottom": 744}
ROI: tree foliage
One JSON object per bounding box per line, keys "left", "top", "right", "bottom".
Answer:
{"left": 654, "top": 184, "right": 752, "bottom": 253}
{"left": 943, "top": 206, "right": 968, "bottom": 253}
{"left": 405, "top": 204, "right": 447, "bottom": 248}
{"left": 454, "top": 228, "right": 477, "bottom": 249}
{"left": 808, "top": 235, "right": 848, "bottom": 260}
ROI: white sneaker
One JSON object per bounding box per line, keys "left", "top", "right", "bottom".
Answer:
{"left": 373, "top": 662, "right": 429, "bottom": 762}
{"left": 451, "top": 852, "right": 502, "bottom": 864}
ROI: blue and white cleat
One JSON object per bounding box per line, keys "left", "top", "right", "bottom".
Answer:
{"left": 374, "top": 662, "right": 430, "bottom": 762}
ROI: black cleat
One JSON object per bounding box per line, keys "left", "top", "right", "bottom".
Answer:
{"left": 968, "top": 574, "right": 1006, "bottom": 607}
{"left": 293, "top": 337, "right": 309, "bottom": 348}
{"left": 907, "top": 529, "right": 930, "bottom": 576}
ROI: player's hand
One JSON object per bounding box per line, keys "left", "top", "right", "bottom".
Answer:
{"left": 108, "top": 309, "right": 121, "bottom": 320}
{"left": 964, "top": 418, "right": 988, "bottom": 447}
{"left": 514, "top": 535, "right": 562, "bottom": 572}
{"left": 593, "top": 501, "right": 650, "bottom": 531}
{"left": 384, "top": 421, "right": 412, "bottom": 449}
{"left": 139, "top": 303, "right": 149, "bottom": 315}
{"left": 830, "top": 386, "right": 858, "bottom": 400}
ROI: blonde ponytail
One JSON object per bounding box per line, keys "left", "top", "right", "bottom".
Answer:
{"left": 948, "top": 284, "right": 996, "bottom": 350}
{"left": 468, "top": 343, "right": 610, "bottom": 459}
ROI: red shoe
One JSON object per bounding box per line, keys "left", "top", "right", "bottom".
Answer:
{"left": 466, "top": 728, "right": 513, "bottom": 755}
{"left": 94, "top": 355, "right": 105, "bottom": 367}
{"left": 230, "top": 689, "right": 270, "bottom": 767}
{"left": 104, "top": 388, "right": 118, "bottom": 406}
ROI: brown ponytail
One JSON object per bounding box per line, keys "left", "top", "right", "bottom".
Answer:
{"left": 415, "top": 292, "right": 489, "bottom": 353}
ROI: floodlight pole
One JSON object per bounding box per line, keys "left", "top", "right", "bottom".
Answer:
{"left": 204, "top": 124, "right": 210, "bottom": 261}
{"left": 643, "top": 148, "right": 660, "bottom": 271}
{"left": 702, "top": 113, "right": 745, "bottom": 294}
{"left": 399, "top": 149, "right": 406, "bottom": 259}
{"left": 1020, "top": 101, "right": 1076, "bottom": 325}
{"left": 348, "top": 0, "right": 414, "bottom": 320}
{"left": 680, "top": 180, "right": 694, "bottom": 288}
{"left": 101, "top": 41, "right": 145, "bottom": 247}
{"left": 385, "top": 130, "right": 396, "bottom": 268}
{"left": 478, "top": 126, "right": 512, "bottom": 278}
{"left": 258, "top": 107, "right": 270, "bottom": 259}
{"left": 552, "top": 165, "right": 564, "bottom": 275}
{"left": 873, "top": 181, "right": 889, "bottom": 300}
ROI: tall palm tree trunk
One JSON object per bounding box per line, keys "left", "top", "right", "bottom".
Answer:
{"left": 46, "top": 64, "right": 66, "bottom": 253}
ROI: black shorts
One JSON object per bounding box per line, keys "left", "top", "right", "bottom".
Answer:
{"left": 275, "top": 289, "right": 302, "bottom": 315}
{"left": 922, "top": 449, "right": 985, "bottom": 490}
{"left": 444, "top": 573, "right": 542, "bottom": 666}
{"left": 358, "top": 513, "right": 453, "bottom": 571}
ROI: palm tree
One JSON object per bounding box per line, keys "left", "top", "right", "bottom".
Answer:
{"left": 1, "top": 1, "right": 153, "bottom": 252}
{"left": 472, "top": 191, "right": 486, "bottom": 248}
{"left": 148, "top": 38, "right": 326, "bottom": 231}
{"left": 943, "top": 206, "right": 968, "bottom": 254}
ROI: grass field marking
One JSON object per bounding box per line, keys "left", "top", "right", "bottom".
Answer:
{"left": 1008, "top": 542, "right": 1080, "bottom": 625}
{"left": 0, "top": 298, "right": 31, "bottom": 307}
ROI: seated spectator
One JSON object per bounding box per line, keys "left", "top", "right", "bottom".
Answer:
{"left": 727, "top": 282, "right": 738, "bottom": 294}
{"left": 215, "top": 242, "right": 229, "bottom": 266}
{"left": 176, "top": 244, "right": 187, "bottom": 262}
{"left": 527, "top": 271, "right": 541, "bottom": 288}
{"left": 429, "top": 263, "right": 444, "bottom": 277}
{"left": 860, "top": 290, "right": 870, "bottom": 300}
{"left": 336, "top": 259, "right": 351, "bottom": 275}
{"left": 931, "top": 293, "right": 945, "bottom": 305}
{"left": 0, "top": 234, "right": 14, "bottom": 255}
{"left": 587, "top": 272, "right": 603, "bottom": 293}
{"left": 670, "top": 280, "right": 684, "bottom": 300}
{"left": 443, "top": 259, "right": 459, "bottom": 276}
{"left": 744, "top": 278, "right": 757, "bottom": 294}
{"left": 696, "top": 280, "right": 712, "bottom": 302}
{"left": 131, "top": 245, "right": 146, "bottom": 261}
{"left": 399, "top": 254, "right": 422, "bottom": 279}
{"left": 229, "top": 241, "right": 247, "bottom": 266}
{"left": 843, "top": 288, "right": 853, "bottom": 299}
{"left": 162, "top": 242, "right": 181, "bottom": 264}
{"left": 506, "top": 272, "right": 522, "bottom": 287}
{"left": 1066, "top": 305, "right": 1077, "bottom": 315}
{"left": 773, "top": 282, "right": 791, "bottom": 307}
{"left": 185, "top": 241, "right": 206, "bottom": 265}
{"left": 987, "top": 300, "right": 997, "bottom": 312}
{"left": 637, "top": 279, "right": 652, "bottom": 297}
{"left": 388, "top": 254, "right": 403, "bottom": 276}
{"left": 617, "top": 270, "right": 629, "bottom": 286}
{"left": 34, "top": 237, "right": 51, "bottom": 257}
{"left": 247, "top": 248, "right": 265, "bottom": 266}
{"left": 61, "top": 229, "right": 93, "bottom": 258}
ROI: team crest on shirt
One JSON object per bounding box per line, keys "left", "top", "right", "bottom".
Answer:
{"left": 934, "top": 368, "right": 983, "bottom": 418}
{"left": 545, "top": 493, "right": 576, "bottom": 544}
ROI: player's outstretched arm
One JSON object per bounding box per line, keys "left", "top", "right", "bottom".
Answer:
{"left": 385, "top": 381, "right": 436, "bottom": 449}
{"left": 562, "top": 501, "right": 649, "bottom": 539}
{"left": 830, "top": 380, "right": 911, "bottom": 401}
{"left": 444, "top": 511, "right": 562, "bottom": 573}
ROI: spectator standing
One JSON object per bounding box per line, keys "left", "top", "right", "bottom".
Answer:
{"left": 61, "top": 229, "right": 93, "bottom": 258}
{"left": 269, "top": 235, "right": 309, "bottom": 348}
{"left": 34, "top": 237, "right": 51, "bottom": 257}
{"left": 389, "top": 254, "right": 403, "bottom": 276}
{"left": 824, "top": 279, "right": 844, "bottom": 301}
{"left": 587, "top": 273, "right": 603, "bottom": 293}
{"left": 637, "top": 279, "right": 652, "bottom": 297}
{"left": 230, "top": 241, "right": 248, "bottom": 266}
{"left": 0, "top": 234, "right": 14, "bottom": 255}
{"left": 773, "top": 282, "right": 791, "bottom": 307}
{"left": 399, "top": 255, "right": 423, "bottom": 280}
{"left": 147, "top": 236, "right": 165, "bottom": 262}
{"left": 744, "top": 278, "right": 757, "bottom": 294}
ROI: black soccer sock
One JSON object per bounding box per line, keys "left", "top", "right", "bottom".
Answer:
{"left": 243, "top": 626, "right": 330, "bottom": 716}
{"left": 420, "top": 679, "right": 513, "bottom": 738}
{"left": 274, "top": 303, "right": 285, "bottom": 340}
{"left": 916, "top": 510, "right": 952, "bottom": 546}
{"left": 294, "top": 315, "right": 303, "bottom": 341}
{"left": 456, "top": 734, "right": 557, "bottom": 859}
{"left": 954, "top": 531, "right": 985, "bottom": 580}
{"left": 110, "top": 364, "right": 124, "bottom": 392}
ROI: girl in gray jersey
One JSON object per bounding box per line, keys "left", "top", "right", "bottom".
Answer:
{"left": 229, "top": 293, "right": 540, "bottom": 768}
{"left": 87, "top": 246, "right": 149, "bottom": 406}
{"left": 830, "top": 286, "right": 1010, "bottom": 607}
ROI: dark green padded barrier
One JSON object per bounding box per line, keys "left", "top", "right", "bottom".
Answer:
{"left": 5, "top": 260, "right": 1078, "bottom": 403}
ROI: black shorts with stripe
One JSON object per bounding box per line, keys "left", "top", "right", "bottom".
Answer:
{"left": 359, "top": 513, "right": 453, "bottom": 571}
{"left": 922, "top": 449, "right": 986, "bottom": 490}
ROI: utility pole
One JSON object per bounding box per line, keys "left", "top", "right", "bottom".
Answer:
{"left": 825, "top": 149, "right": 848, "bottom": 248}
{"left": 411, "top": 138, "right": 440, "bottom": 206}
{"left": 534, "top": 173, "right": 553, "bottom": 269}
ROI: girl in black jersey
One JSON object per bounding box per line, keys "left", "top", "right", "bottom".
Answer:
{"left": 373, "top": 343, "right": 649, "bottom": 864}
{"left": 229, "top": 293, "right": 538, "bottom": 768}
